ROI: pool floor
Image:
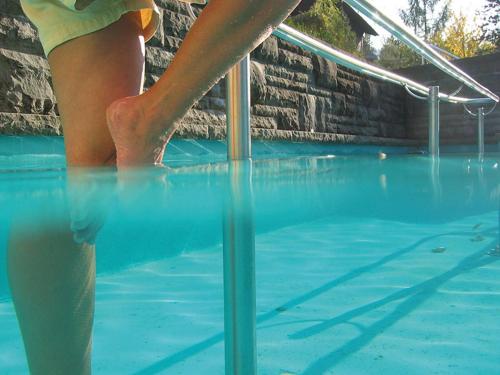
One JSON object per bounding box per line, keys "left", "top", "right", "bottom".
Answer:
{"left": 2, "top": 210, "right": 499, "bottom": 374}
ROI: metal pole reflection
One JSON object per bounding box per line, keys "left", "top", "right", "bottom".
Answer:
{"left": 223, "top": 160, "right": 256, "bottom": 375}
{"left": 430, "top": 156, "right": 442, "bottom": 205}
{"left": 223, "top": 55, "right": 257, "bottom": 375}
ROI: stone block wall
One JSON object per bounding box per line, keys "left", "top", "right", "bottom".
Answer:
{"left": 0, "top": 0, "right": 410, "bottom": 145}
{"left": 248, "top": 35, "right": 408, "bottom": 143}
{"left": 398, "top": 52, "right": 500, "bottom": 145}
{"left": 0, "top": 0, "right": 60, "bottom": 134}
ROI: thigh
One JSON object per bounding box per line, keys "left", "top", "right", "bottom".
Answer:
{"left": 48, "top": 11, "right": 146, "bottom": 166}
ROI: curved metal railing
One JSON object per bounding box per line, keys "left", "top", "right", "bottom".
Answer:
{"left": 268, "top": 0, "right": 498, "bottom": 159}
{"left": 273, "top": 24, "right": 494, "bottom": 105}
{"left": 343, "top": 0, "right": 498, "bottom": 104}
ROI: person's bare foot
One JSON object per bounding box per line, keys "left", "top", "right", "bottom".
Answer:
{"left": 106, "top": 95, "right": 174, "bottom": 167}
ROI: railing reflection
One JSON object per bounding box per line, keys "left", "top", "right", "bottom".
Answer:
{"left": 222, "top": 160, "right": 256, "bottom": 375}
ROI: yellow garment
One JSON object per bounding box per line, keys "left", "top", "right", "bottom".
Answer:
{"left": 20, "top": 0, "right": 206, "bottom": 56}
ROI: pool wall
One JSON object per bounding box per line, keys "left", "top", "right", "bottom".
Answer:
{"left": 1, "top": 1, "right": 499, "bottom": 147}
{"left": 2, "top": 0, "right": 407, "bottom": 145}
{"left": 399, "top": 52, "right": 500, "bottom": 145}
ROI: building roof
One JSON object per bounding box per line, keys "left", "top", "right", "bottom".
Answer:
{"left": 341, "top": 2, "right": 378, "bottom": 37}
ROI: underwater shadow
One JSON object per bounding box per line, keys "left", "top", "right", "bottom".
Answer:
{"left": 300, "top": 241, "right": 499, "bottom": 374}
{"left": 132, "top": 227, "right": 496, "bottom": 375}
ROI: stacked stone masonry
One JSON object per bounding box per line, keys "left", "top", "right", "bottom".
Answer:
{"left": 6, "top": 1, "right": 497, "bottom": 146}
{"left": 398, "top": 52, "right": 500, "bottom": 145}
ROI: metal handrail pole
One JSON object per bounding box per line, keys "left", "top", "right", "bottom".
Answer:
{"left": 273, "top": 25, "right": 495, "bottom": 105}
{"left": 478, "top": 107, "right": 485, "bottom": 160}
{"left": 226, "top": 55, "right": 251, "bottom": 160}
{"left": 222, "top": 160, "right": 256, "bottom": 375}
{"left": 428, "top": 86, "right": 440, "bottom": 157}
{"left": 223, "top": 55, "right": 257, "bottom": 375}
{"left": 343, "top": 0, "right": 499, "bottom": 103}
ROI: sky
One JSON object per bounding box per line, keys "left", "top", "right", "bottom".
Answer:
{"left": 364, "top": 0, "right": 488, "bottom": 50}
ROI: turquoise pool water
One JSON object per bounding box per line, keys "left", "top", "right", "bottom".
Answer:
{"left": 0, "top": 137, "right": 499, "bottom": 374}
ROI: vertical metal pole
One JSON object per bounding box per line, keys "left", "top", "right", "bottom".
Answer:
{"left": 430, "top": 156, "right": 441, "bottom": 206}
{"left": 428, "top": 86, "right": 440, "bottom": 158}
{"left": 477, "top": 107, "right": 485, "bottom": 161}
{"left": 223, "top": 160, "right": 256, "bottom": 375}
{"left": 226, "top": 55, "right": 251, "bottom": 160}
{"left": 223, "top": 55, "right": 256, "bottom": 375}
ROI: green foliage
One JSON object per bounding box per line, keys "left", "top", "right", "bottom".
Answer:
{"left": 480, "top": 0, "right": 500, "bottom": 50}
{"left": 378, "top": 0, "right": 452, "bottom": 69}
{"left": 360, "top": 35, "right": 377, "bottom": 61}
{"left": 432, "top": 12, "right": 496, "bottom": 58}
{"left": 378, "top": 37, "right": 421, "bottom": 69}
{"left": 285, "top": 0, "right": 358, "bottom": 54}
{"left": 400, "top": 0, "right": 451, "bottom": 41}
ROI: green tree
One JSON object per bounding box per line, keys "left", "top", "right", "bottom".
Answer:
{"left": 378, "top": 37, "right": 421, "bottom": 69}
{"left": 479, "top": 0, "right": 500, "bottom": 50}
{"left": 285, "top": 0, "right": 358, "bottom": 54}
{"left": 378, "top": 0, "right": 451, "bottom": 69}
{"left": 360, "top": 35, "right": 377, "bottom": 61}
{"left": 433, "top": 12, "right": 496, "bottom": 58}
{"left": 400, "top": 0, "right": 451, "bottom": 41}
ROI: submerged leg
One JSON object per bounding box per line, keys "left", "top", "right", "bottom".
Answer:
{"left": 107, "top": 0, "right": 300, "bottom": 166}
{"left": 8, "top": 222, "right": 96, "bottom": 375}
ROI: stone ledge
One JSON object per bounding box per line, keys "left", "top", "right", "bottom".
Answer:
{"left": 0, "top": 112, "right": 61, "bottom": 135}
{"left": 252, "top": 128, "right": 419, "bottom": 146}
{"left": 175, "top": 121, "right": 419, "bottom": 146}
{"left": 0, "top": 110, "right": 419, "bottom": 147}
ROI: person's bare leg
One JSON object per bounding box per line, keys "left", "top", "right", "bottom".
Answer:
{"left": 107, "top": 0, "right": 300, "bottom": 166}
{"left": 6, "top": 12, "right": 146, "bottom": 374}
{"left": 8, "top": 220, "right": 96, "bottom": 375}
{"left": 49, "top": 11, "right": 146, "bottom": 166}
